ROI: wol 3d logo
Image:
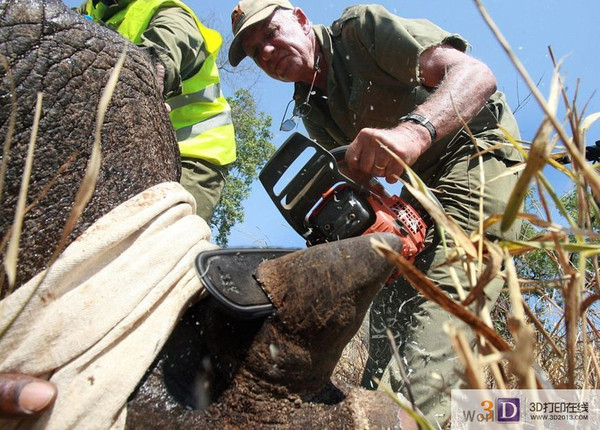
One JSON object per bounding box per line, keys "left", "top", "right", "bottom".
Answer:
{"left": 464, "top": 398, "right": 521, "bottom": 423}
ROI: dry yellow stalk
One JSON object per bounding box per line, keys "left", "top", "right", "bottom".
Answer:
{"left": 4, "top": 93, "right": 43, "bottom": 291}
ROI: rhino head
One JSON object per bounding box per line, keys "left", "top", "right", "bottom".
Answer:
{"left": 127, "top": 234, "right": 417, "bottom": 429}
{"left": 0, "top": 0, "right": 180, "bottom": 292}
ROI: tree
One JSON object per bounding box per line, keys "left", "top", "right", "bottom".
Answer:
{"left": 514, "top": 187, "right": 600, "bottom": 282}
{"left": 513, "top": 190, "right": 562, "bottom": 282}
{"left": 211, "top": 89, "right": 276, "bottom": 246}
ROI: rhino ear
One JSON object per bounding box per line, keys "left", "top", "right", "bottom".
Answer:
{"left": 139, "top": 45, "right": 176, "bottom": 98}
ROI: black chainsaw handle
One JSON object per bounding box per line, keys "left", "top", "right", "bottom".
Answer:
{"left": 328, "top": 145, "right": 389, "bottom": 196}
{"left": 329, "top": 146, "right": 374, "bottom": 184}
{"left": 329, "top": 145, "right": 348, "bottom": 162}
{"left": 331, "top": 144, "right": 445, "bottom": 214}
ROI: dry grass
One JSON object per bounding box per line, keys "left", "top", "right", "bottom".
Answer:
{"left": 367, "top": 1, "right": 600, "bottom": 426}
{"left": 1, "top": 4, "right": 599, "bottom": 428}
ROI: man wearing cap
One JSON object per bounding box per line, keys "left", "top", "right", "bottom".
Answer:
{"left": 229, "top": 0, "right": 523, "bottom": 426}
{"left": 77, "top": 0, "right": 237, "bottom": 223}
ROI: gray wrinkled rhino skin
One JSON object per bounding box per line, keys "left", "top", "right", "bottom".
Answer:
{"left": 126, "top": 234, "right": 415, "bottom": 430}
{"left": 0, "top": 0, "right": 180, "bottom": 291}
{"left": 1, "top": 1, "right": 416, "bottom": 428}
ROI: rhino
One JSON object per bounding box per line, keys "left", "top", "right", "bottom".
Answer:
{"left": 0, "top": 0, "right": 180, "bottom": 292}
{"left": 0, "top": 1, "right": 416, "bottom": 428}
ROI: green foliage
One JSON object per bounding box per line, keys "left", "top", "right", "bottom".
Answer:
{"left": 515, "top": 186, "right": 600, "bottom": 282}
{"left": 561, "top": 186, "right": 600, "bottom": 231}
{"left": 514, "top": 188, "right": 582, "bottom": 282}
{"left": 513, "top": 185, "right": 600, "bottom": 324}
{"left": 211, "top": 89, "right": 275, "bottom": 246}
{"left": 514, "top": 224, "right": 560, "bottom": 282}
{"left": 514, "top": 191, "right": 559, "bottom": 281}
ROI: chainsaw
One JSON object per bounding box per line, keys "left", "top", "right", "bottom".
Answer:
{"left": 258, "top": 132, "right": 429, "bottom": 262}
{"left": 194, "top": 133, "right": 429, "bottom": 320}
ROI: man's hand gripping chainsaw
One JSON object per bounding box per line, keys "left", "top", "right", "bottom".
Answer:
{"left": 259, "top": 133, "right": 429, "bottom": 265}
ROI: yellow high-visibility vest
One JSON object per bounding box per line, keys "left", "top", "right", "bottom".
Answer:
{"left": 85, "top": 0, "right": 236, "bottom": 165}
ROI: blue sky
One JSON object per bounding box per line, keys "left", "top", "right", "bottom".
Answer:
{"left": 64, "top": 1, "right": 600, "bottom": 249}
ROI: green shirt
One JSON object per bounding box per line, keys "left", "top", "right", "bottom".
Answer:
{"left": 296, "top": 4, "right": 522, "bottom": 170}
{"left": 78, "top": 1, "right": 206, "bottom": 98}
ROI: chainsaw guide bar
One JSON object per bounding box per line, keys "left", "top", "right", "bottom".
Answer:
{"left": 195, "top": 248, "right": 298, "bottom": 319}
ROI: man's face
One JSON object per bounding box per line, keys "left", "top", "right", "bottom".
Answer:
{"left": 240, "top": 9, "right": 313, "bottom": 83}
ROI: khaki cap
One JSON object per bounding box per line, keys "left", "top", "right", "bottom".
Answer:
{"left": 228, "top": 0, "right": 294, "bottom": 66}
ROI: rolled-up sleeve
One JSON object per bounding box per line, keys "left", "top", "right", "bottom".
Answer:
{"left": 140, "top": 6, "right": 207, "bottom": 98}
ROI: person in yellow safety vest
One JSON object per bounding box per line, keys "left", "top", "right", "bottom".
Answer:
{"left": 77, "top": 0, "right": 237, "bottom": 223}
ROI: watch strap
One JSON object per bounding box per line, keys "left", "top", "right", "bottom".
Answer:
{"left": 399, "top": 113, "right": 437, "bottom": 142}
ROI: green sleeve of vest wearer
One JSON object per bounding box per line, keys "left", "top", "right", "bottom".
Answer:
{"left": 140, "top": 6, "right": 208, "bottom": 98}
{"left": 343, "top": 4, "right": 469, "bottom": 86}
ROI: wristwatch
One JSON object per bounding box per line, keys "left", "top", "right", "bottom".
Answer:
{"left": 399, "top": 114, "right": 437, "bottom": 142}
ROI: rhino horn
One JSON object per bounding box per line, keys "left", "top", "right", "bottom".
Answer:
{"left": 246, "top": 233, "right": 403, "bottom": 393}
